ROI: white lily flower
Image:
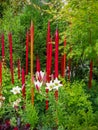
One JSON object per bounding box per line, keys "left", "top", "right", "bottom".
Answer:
{"left": 46, "top": 80, "right": 54, "bottom": 91}
{"left": 10, "top": 86, "right": 21, "bottom": 95}
{"left": 53, "top": 78, "right": 63, "bottom": 90}
{"left": 34, "top": 80, "right": 43, "bottom": 91}
{"left": 12, "top": 98, "right": 21, "bottom": 108}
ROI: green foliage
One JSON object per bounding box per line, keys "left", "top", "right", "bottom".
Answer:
{"left": 0, "top": 67, "right": 38, "bottom": 128}
{"left": 65, "top": 0, "right": 98, "bottom": 62}
{"left": 86, "top": 80, "right": 98, "bottom": 127}
{"left": 0, "top": 6, "right": 26, "bottom": 65}
{"left": 0, "top": 66, "right": 22, "bottom": 123}
{"left": 0, "top": 0, "right": 52, "bottom": 69}
{"left": 0, "top": 0, "right": 98, "bottom": 129}
{"left": 37, "top": 79, "right": 95, "bottom": 130}
{"left": 21, "top": 101, "right": 38, "bottom": 129}
{"left": 10, "top": 117, "right": 17, "bottom": 127}
{"left": 0, "top": 66, "right": 98, "bottom": 129}
{"left": 2, "top": 66, "right": 21, "bottom": 102}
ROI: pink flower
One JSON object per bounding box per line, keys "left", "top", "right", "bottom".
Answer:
{"left": 35, "top": 71, "right": 45, "bottom": 81}
{"left": 34, "top": 80, "right": 42, "bottom": 91}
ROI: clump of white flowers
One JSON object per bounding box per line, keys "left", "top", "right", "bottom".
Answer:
{"left": 46, "top": 78, "right": 63, "bottom": 91}
{"left": 10, "top": 86, "right": 21, "bottom": 95}
{"left": 33, "top": 71, "right": 63, "bottom": 92}
{"left": 12, "top": 98, "right": 21, "bottom": 108}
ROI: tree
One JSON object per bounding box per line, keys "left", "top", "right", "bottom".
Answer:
{"left": 0, "top": 0, "right": 52, "bottom": 70}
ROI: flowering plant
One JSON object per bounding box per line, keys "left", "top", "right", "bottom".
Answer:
{"left": 0, "top": 67, "right": 38, "bottom": 129}
{"left": 0, "top": 68, "right": 97, "bottom": 130}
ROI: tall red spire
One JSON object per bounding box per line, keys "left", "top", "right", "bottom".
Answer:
{"left": 54, "top": 29, "right": 59, "bottom": 78}
{"left": 8, "top": 33, "right": 14, "bottom": 84}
